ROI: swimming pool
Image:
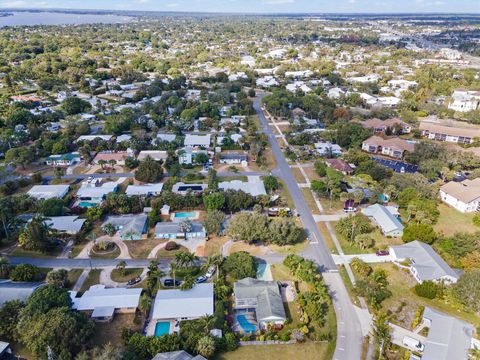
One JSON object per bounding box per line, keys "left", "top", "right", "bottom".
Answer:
{"left": 79, "top": 201, "right": 97, "bottom": 207}
{"left": 257, "top": 263, "right": 273, "bottom": 281}
{"left": 236, "top": 314, "right": 258, "bottom": 334}
{"left": 154, "top": 321, "right": 171, "bottom": 337}
{"left": 173, "top": 211, "right": 197, "bottom": 219}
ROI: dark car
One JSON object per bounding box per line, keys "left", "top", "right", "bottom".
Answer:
{"left": 163, "top": 278, "right": 181, "bottom": 287}
{"left": 127, "top": 276, "right": 142, "bottom": 286}
{"left": 376, "top": 250, "right": 390, "bottom": 256}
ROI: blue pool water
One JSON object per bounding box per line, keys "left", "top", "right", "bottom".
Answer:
{"left": 174, "top": 211, "right": 196, "bottom": 218}
{"left": 79, "top": 201, "right": 97, "bottom": 207}
{"left": 236, "top": 314, "right": 258, "bottom": 334}
{"left": 154, "top": 321, "right": 170, "bottom": 337}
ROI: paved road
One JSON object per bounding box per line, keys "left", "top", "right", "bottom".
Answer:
{"left": 7, "top": 256, "right": 170, "bottom": 269}
{"left": 254, "top": 94, "right": 363, "bottom": 360}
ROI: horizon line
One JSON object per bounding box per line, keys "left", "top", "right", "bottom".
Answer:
{"left": 0, "top": 8, "right": 480, "bottom": 16}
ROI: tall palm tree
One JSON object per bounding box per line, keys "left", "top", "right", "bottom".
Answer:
{"left": 116, "top": 260, "right": 127, "bottom": 276}
{"left": 198, "top": 314, "right": 215, "bottom": 334}
{"left": 139, "top": 294, "right": 152, "bottom": 316}
{"left": 205, "top": 254, "right": 223, "bottom": 281}
{"left": 0, "top": 256, "right": 11, "bottom": 278}
{"left": 170, "top": 262, "right": 178, "bottom": 288}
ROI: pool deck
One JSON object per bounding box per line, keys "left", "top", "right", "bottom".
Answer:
{"left": 170, "top": 211, "right": 200, "bottom": 222}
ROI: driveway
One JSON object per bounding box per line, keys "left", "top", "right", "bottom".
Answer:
{"left": 390, "top": 323, "right": 427, "bottom": 351}
{"left": 332, "top": 253, "right": 394, "bottom": 265}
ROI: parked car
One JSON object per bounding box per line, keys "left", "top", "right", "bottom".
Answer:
{"left": 402, "top": 336, "right": 424, "bottom": 352}
{"left": 163, "top": 278, "right": 181, "bottom": 287}
{"left": 205, "top": 266, "right": 216, "bottom": 278}
{"left": 376, "top": 250, "right": 390, "bottom": 256}
{"left": 127, "top": 276, "right": 142, "bottom": 286}
{"left": 196, "top": 275, "right": 208, "bottom": 284}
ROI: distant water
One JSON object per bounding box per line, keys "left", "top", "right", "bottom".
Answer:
{"left": 0, "top": 12, "right": 133, "bottom": 27}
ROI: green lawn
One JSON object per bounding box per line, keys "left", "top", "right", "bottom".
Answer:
{"left": 374, "top": 263, "right": 480, "bottom": 329}
{"left": 92, "top": 313, "right": 144, "bottom": 350}
{"left": 216, "top": 342, "right": 332, "bottom": 360}
{"left": 110, "top": 268, "right": 143, "bottom": 283}
{"left": 278, "top": 179, "right": 295, "bottom": 209}
{"left": 89, "top": 244, "right": 120, "bottom": 259}
{"left": 156, "top": 245, "right": 190, "bottom": 259}
{"left": 434, "top": 203, "right": 477, "bottom": 237}
{"left": 338, "top": 266, "right": 361, "bottom": 307}
{"left": 66, "top": 269, "right": 83, "bottom": 290}
{"left": 332, "top": 227, "right": 402, "bottom": 255}
{"left": 301, "top": 188, "right": 320, "bottom": 215}
{"left": 126, "top": 239, "right": 164, "bottom": 259}
{"left": 79, "top": 269, "right": 101, "bottom": 294}
{"left": 10, "top": 248, "right": 59, "bottom": 258}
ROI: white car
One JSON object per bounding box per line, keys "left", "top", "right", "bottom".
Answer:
{"left": 402, "top": 336, "right": 424, "bottom": 352}
{"left": 206, "top": 266, "right": 216, "bottom": 278}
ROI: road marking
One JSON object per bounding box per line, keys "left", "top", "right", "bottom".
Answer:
{"left": 310, "top": 241, "right": 319, "bottom": 244}
{"left": 338, "top": 348, "right": 345, "bottom": 351}
{"left": 340, "top": 335, "right": 346, "bottom": 338}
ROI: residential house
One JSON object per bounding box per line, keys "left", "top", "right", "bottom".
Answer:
{"left": 448, "top": 90, "right": 480, "bottom": 113}
{"left": 178, "top": 148, "right": 208, "bottom": 165}
{"left": 172, "top": 182, "right": 208, "bottom": 195}
{"left": 233, "top": 278, "right": 286, "bottom": 331}
{"left": 152, "top": 351, "right": 206, "bottom": 360}
{"left": 156, "top": 134, "right": 177, "bottom": 143}
{"left": 0, "top": 341, "right": 12, "bottom": 359}
{"left": 27, "top": 185, "right": 70, "bottom": 200}
{"left": 45, "top": 152, "right": 81, "bottom": 167}
{"left": 184, "top": 134, "right": 211, "bottom": 148}
{"left": 102, "top": 214, "right": 148, "bottom": 240}
{"left": 439, "top": 178, "right": 480, "bottom": 213}
{"left": 327, "top": 87, "right": 345, "bottom": 99}
{"left": 44, "top": 216, "right": 86, "bottom": 235}
{"left": 347, "top": 74, "right": 380, "bottom": 84}
{"left": 76, "top": 178, "right": 118, "bottom": 206}
{"left": 154, "top": 221, "right": 206, "bottom": 240}
{"left": 218, "top": 176, "right": 266, "bottom": 197}
{"left": 217, "top": 134, "right": 243, "bottom": 145}
{"left": 76, "top": 135, "right": 113, "bottom": 143}
{"left": 0, "top": 280, "right": 42, "bottom": 306}
{"left": 152, "top": 283, "right": 214, "bottom": 325}
{"left": 324, "top": 158, "right": 354, "bottom": 175}
{"left": 419, "top": 122, "right": 480, "bottom": 144}
{"left": 361, "top": 135, "right": 415, "bottom": 159}
{"left": 93, "top": 151, "right": 131, "bottom": 166}
{"left": 219, "top": 153, "right": 248, "bottom": 165}
{"left": 125, "top": 183, "right": 163, "bottom": 197}
{"left": 314, "top": 142, "right": 342, "bottom": 157}
{"left": 419, "top": 307, "right": 474, "bottom": 360}
{"left": 256, "top": 76, "right": 279, "bottom": 88}
{"left": 116, "top": 134, "right": 132, "bottom": 143}
{"left": 71, "top": 285, "right": 142, "bottom": 321}
{"left": 390, "top": 241, "right": 459, "bottom": 284}
{"left": 362, "top": 204, "right": 403, "bottom": 237}
{"left": 138, "top": 150, "right": 168, "bottom": 162}
{"left": 360, "top": 118, "right": 411, "bottom": 134}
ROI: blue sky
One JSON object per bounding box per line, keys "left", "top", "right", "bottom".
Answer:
{"left": 0, "top": 0, "right": 478, "bottom": 13}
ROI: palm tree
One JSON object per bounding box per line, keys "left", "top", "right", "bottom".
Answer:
{"left": 98, "top": 159, "right": 107, "bottom": 170}
{"left": 116, "top": 260, "right": 127, "bottom": 276}
{"left": 180, "top": 275, "right": 195, "bottom": 291}
{"left": 139, "top": 294, "right": 152, "bottom": 316}
{"left": 102, "top": 223, "right": 115, "bottom": 236}
{"left": 108, "top": 159, "right": 117, "bottom": 169}
{"left": 170, "top": 262, "right": 178, "bottom": 288}
{"left": 198, "top": 314, "right": 215, "bottom": 334}
{"left": 183, "top": 252, "right": 199, "bottom": 268}
{"left": 175, "top": 252, "right": 188, "bottom": 268}
{"left": 124, "top": 230, "right": 136, "bottom": 241}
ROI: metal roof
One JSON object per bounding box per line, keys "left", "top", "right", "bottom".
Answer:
{"left": 125, "top": 183, "right": 163, "bottom": 196}
{"left": 422, "top": 307, "right": 474, "bottom": 360}
{"left": 91, "top": 306, "right": 115, "bottom": 318}
{"left": 219, "top": 176, "right": 266, "bottom": 197}
{"left": 27, "top": 185, "right": 70, "bottom": 200}
{"left": 0, "top": 280, "right": 43, "bottom": 306}
{"left": 152, "top": 283, "right": 213, "bottom": 320}
{"left": 44, "top": 216, "right": 86, "bottom": 234}
{"left": 362, "top": 204, "right": 403, "bottom": 234}
{"left": 71, "top": 285, "right": 141, "bottom": 311}
{"left": 152, "top": 351, "right": 206, "bottom": 360}
{"left": 102, "top": 214, "right": 148, "bottom": 236}
{"left": 154, "top": 221, "right": 205, "bottom": 235}
{"left": 390, "top": 241, "right": 459, "bottom": 282}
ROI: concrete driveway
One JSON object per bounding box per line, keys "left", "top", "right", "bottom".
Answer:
{"left": 332, "top": 253, "right": 394, "bottom": 265}
{"left": 390, "top": 323, "right": 427, "bottom": 351}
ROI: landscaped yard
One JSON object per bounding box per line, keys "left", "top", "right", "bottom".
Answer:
{"left": 126, "top": 239, "right": 164, "bottom": 259}
{"left": 66, "top": 269, "right": 84, "bottom": 290}
{"left": 227, "top": 241, "right": 269, "bottom": 256}
{"left": 111, "top": 268, "right": 143, "bottom": 283}
{"left": 92, "top": 313, "right": 144, "bottom": 349}
{"left": 216, "top": 341, "right": 331, "bottom": 360}
{"left": 374, "top": 263, "right": 480, "bottom": 329}
{"left": 79, "top": 269, "right": 101, "bottom": 293}
{"left": 333, "top": 227, "right": 402, "bottom": 255}
{"left": 89, "top": 243, "right": 120, "bottom": 259}
{"left": 268, "top": 241, "right": 308, "bottom": 255}
{"left": 434, "top": 203, "right": 476, "bottom": 237}
{"left": 156, "top": 245, "right": 190, "bottom": 259}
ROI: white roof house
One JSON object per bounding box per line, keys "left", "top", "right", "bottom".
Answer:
{"left": 44, "top": 216, "right": 86, "bottom": 235}
{"left": 256, "top": 76, "right": 279, "bottom": 88}
{"left": 184, "top": 134, "right": 211, "bottom": 148}
{"left": 76, "top": 135, "right": 113, "bottom": 142}
{"left": 390, "top": 241, "right": 459, "bottom": 284}
{"left": 71, "top": 285, "right": 142, "bottom": 319}
{"left": 116, "top": 134, "right": 132, "bottom": 143}
{"left": 314, "top": 142, "right": 342, "bottom": 156}
{"left": 137, "top": 150, "right": 168, "bottom": 162}
{"left": 0, "top": 280, "right": 42, "bottom": 306}
{"left": 219, "top": 176, "right": 266, "bottom": 197}
{"left": 362, "top": 204, "right": 403, "bottom": 237}
{"left": 421, "top": 307, "right": 474, "bottom": 360}
{"left": 125, "top": 183, "right": 163, "bottom": 197}
{"left": 156, "top": 134, "right": 177, "bottom": 143}
{"left": 152, "top": 283, "right": 214, "bottom": 320}
{"left": 27, "top": 185, "right": 70, "bottom": 200}
{"left": 440, "top": 178, "right": 480, "bottom": 213}
{"left": 77, "top": 179, "right": 118, "bottom": 204}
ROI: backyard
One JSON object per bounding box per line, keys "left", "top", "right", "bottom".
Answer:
{"left": 92, "top": 313, "right": 144, "bottom": 349}
{"left": 216, "top": 343, "right": 331, "bottom": 360}
{"left": 434, "top": 203, "right": 476, "bottom": 236}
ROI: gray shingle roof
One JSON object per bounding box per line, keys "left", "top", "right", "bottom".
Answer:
{"left": 390, "top": 241, "right": 459, "bottom": 282}
{"left": 422, "top": 307, "right": 474, "bottom": 360}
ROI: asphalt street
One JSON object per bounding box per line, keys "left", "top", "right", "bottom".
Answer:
{"left": 254, "top": 93, "right": 363, "bottom": 360}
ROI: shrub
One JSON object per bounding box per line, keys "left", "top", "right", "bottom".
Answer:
{"left": 414, "top": 281, "right": 438, "bottom": 299}
{"left": 165, "top": 241, "right": 179, "bottom": 251}
{"left": 9, "top": 264, "right": 40, "bottom": 282}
